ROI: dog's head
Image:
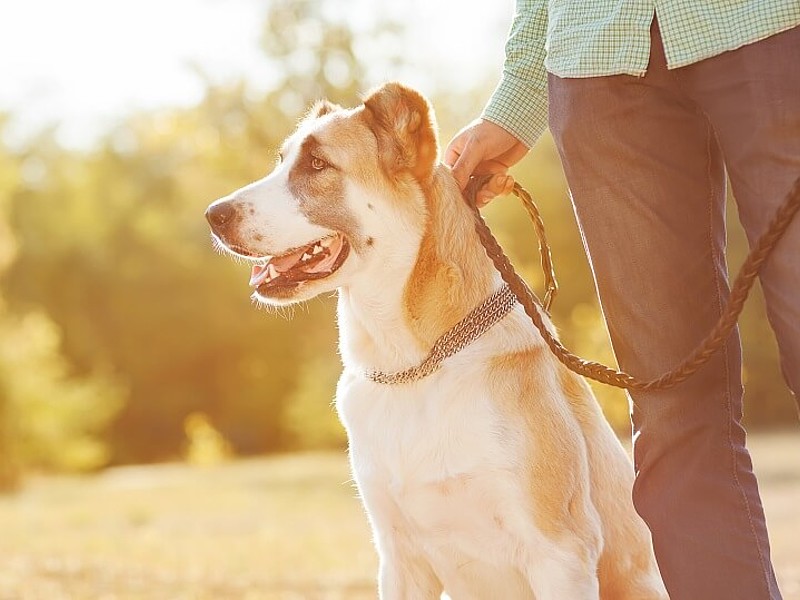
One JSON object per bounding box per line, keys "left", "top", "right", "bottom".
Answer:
{"left": 205, "top": 82, "right": 440, "bottom": 305}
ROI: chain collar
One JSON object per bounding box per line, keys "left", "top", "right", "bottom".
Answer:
{"left": 364, "top": 284, "right": 517, "bottom": 385}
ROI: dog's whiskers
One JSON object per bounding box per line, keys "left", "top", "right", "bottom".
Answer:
{"left": 250, "top": 296, "right": 296, "bottom": 320}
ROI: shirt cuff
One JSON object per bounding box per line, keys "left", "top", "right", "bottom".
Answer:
{"left": 481, "top": 71, "right": 549, "bottom": 148}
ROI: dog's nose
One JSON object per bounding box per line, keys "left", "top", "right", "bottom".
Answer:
{"left": 205, "top": 201, "right": 236, "bottom": 231}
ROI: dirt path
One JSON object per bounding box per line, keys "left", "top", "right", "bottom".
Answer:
{"left": 750, "top": 431, "right": 800, "bottom": 599}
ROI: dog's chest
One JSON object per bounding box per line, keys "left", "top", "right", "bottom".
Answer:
{"left": 337, "top": 368, "right": 520, "bottom": 485}
{"left": 336, "top": 368, "right": 536, "bottom": 594}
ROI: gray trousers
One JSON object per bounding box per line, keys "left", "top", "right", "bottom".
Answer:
{"left": 548, "top": 21, "right": 799, "bottom": 600}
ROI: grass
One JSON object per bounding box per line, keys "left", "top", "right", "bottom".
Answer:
{"left": 0, "top": 432, "right": 798, "bottom": 599}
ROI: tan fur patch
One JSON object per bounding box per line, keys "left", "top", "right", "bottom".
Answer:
{"left": 555, "top": 364, "right": 664, "bottom": 599}
{"left": 402, "top": 169, "right": 495, "bottom": 348}
{"left": 488, "top": 350, "right": 598, "bottom": 552}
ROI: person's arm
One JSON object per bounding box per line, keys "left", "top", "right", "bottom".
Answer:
{"left": 445, "top": 0, "right": 548, "bottom": 200}
{"left": 483, "top": 0, "right": 549, "bottom": 148}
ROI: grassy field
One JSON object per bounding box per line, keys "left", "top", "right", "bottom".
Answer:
{"left": 0, "top": 432, "right": 798, "bottom": 600}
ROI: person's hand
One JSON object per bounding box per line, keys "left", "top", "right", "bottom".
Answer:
{"left": 444, "top": 119, "right": 528, "bottom": 207}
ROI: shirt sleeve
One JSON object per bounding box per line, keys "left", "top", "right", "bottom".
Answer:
{"left": 482, "top": 0, "right": 549, "bottom": 148}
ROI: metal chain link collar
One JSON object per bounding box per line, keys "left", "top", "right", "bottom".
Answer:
{"left": 365, "top": 284, "right": 517, "bottom": 385}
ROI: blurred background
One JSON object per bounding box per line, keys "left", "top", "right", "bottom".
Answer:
{"left": 0, "top": 1, "right": 797, "bottom": 598}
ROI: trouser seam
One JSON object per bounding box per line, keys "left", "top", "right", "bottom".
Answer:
{"left": 705, "top": 121, "right": 773, "bottom": 597}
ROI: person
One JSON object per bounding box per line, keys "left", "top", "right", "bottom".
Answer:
{"left": 445, "top": 2, "right": 800, "bottom": 599}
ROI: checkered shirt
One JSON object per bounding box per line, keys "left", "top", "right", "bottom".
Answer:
{"left": 482, "top": 0, "right": 800, "bottom": 147}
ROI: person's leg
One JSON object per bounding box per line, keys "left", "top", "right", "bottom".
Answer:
{"left": 547, "top": 23, "right": 781, "bottom": 600}
{"left": 679, "top": 24, "right": 800, "bottom": 405}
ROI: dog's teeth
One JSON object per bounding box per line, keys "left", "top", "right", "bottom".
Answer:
{"left": 302, "top": 253, "right": 311, "bottom": 261}
{"left": 312, "top": 244, "right": 323, "bottom": 255}
{"left": 268, "top": 264, "right": 278, "bottom": 280}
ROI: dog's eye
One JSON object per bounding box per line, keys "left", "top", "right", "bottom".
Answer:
{"left": 310, "top": 156, "right": 328, "bottom": 171}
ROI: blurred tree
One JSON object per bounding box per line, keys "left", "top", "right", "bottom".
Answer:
{"left": 0, "top": 120, "right": 21, "bottom": 490}
{"left": 0, "top": 125, "right": 123, "bottom": 492}
{"left": 183, "top": 412, "right": 233, "bottom": 466}
{"left": 0, "top": 310, "right": 123, "bottom": 473}
{"left": 281, "top": 319, "right": 346, "bottom": 451}
{"left": 261, "top": 0, "right": 367, "bottom": 108}
{"left": 5, "top": 110, "right": 301, "bottom": 462}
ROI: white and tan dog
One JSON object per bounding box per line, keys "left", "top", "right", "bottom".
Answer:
{"left": 206, "top": 83, "right": 668, "bottom": 599}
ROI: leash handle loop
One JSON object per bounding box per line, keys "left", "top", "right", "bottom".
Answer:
{"left": 464, "top": 176, "right": 559, "bottom": 313}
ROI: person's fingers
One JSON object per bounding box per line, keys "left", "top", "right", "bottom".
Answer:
{"left": 474, "top": 174, "right": 514, "bottom": 207}
{"left": 485, "top": 173, "right": 515, "bottom": 196}
{"left": 476, "top": 191, "right": 494, "bottom": 208}
{"left": 450, "top": 135, "right": 483, "bottom": 191}
{"left": 446, "top": 120, "right": 527, "bottom": 192}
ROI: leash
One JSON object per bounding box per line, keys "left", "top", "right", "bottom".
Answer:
{"left": 464, "top": 174, "right": 800, "bottom": 392}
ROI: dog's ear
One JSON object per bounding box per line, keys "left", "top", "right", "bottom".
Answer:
{"left": 309, "top": 99, "right": 343, "bottom": 119}
{"left": 362, "top": 82, "right": 439, "bottom": 182}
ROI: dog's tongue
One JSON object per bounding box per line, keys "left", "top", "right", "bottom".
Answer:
{"left": 248, "top": 247, "right": 308, "bottom": 287}
{"left": 249, "top": 264, "right": 272, "bottom": 287}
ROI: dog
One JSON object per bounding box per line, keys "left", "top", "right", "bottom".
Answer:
{"left": 206, "top": 82, "right": 668, "bottom": 599}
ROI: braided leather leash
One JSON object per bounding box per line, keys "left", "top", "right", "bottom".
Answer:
{"left": 464, "top": 174, "right": 800, "bottom": 391}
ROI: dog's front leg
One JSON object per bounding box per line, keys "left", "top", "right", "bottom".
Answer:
{"left": 359, "top": 486, "right": 443, "bottom": 599}
{"left": 349, "top": 456, "right": 444, "bottom": 598}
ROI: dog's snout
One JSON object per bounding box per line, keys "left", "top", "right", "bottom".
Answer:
{"left": 205, "top": 201, "right": 237, "bottom": 232}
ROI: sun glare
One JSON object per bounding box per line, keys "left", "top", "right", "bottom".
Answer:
{"left": 0, "top": 0, "right": 510, "bottom": 148}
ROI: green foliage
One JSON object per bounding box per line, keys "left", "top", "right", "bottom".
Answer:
{"left": 260, "top": 0, "right": 370, "bottom": 107}
{"left": 0, "top": 308, "right": 123, "bottom": 488}
{"left": 4, "top": 115, "right": 300, "bottom": 461}
{"left": 283, "top": 351, "right": 347, "bottom": 451}
{"left": 182, "top": 412, "right": 233, "bottom": 466}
